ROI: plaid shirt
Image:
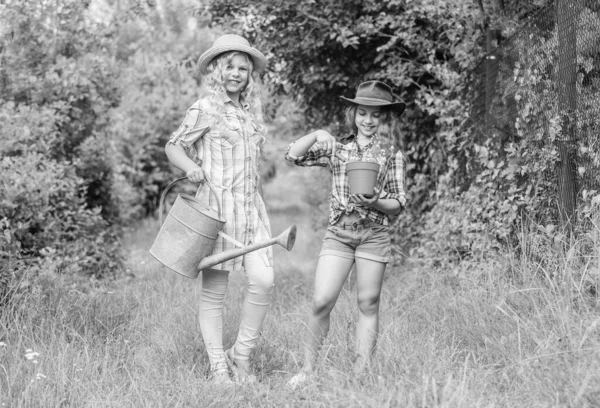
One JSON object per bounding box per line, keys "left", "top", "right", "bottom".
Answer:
{"left": 285, "top": 134, "right": 406, "bottom": 226}
{"left": 167, "top": 93, "right": 272, "bottom": 271}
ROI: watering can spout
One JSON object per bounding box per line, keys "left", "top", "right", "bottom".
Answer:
{"left": 150, "top": 177, "right": 298, "bottom": 279}
{"left": 196, "top": 225, "right": 297, "bottom": 271}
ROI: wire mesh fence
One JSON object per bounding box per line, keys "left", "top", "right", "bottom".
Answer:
{"left": 464, "top": 0, "right": 600, "bottom": 230}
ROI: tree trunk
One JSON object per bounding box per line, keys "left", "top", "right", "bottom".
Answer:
{"left": 484, "top": 0, "right": 503, "bottom": 128}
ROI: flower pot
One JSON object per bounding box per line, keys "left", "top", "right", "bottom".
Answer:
{"left": 346, "top": 161, "right": 380, "bottom": 196}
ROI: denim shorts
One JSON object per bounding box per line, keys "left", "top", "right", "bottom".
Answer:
{"left": 319, "top": 213, "right": 391, "bottom": 263}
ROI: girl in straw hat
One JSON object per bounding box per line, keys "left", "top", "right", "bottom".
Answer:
{"left": 165, "top": 34, "right": 272, "bottom": 384}
{"left": 284, "top": 81, "right": 407, "bottom": 388}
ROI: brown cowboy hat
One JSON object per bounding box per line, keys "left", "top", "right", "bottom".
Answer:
{"left": 197, "top": 34, "right": 267, "bottom": 74}
{"left": 340, "top": 81, "right": 406, "bottom": 114}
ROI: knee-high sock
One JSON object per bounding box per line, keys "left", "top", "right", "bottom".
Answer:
{"left": 199, "top": 268, "right": 229, "bottom": 367}
{"left": 233, "top": 250, "right": 274, "bottom": 361}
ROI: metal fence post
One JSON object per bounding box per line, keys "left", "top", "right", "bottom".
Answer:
{"left": 556, "top": 0, "right": 579, "bottom": 234}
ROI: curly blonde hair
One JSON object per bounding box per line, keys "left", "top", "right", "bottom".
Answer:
{"left": 200, "top": 51, "right": 265, "bottom": 131}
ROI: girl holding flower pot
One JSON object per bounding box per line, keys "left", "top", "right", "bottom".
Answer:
{"left": 284, "top": 80, "right": 406, "bottom": 388}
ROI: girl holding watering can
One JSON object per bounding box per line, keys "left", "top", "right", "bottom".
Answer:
{"left": 165, "top": 34, "right": 273, "bottom": 385}
{"left": 284, "top": 81, "right": 407, "bottom": 388}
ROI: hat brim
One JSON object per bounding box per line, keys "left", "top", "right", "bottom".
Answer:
{"left": 198, "top": 45, "right": 267, "bottom": 74}
{"left": 340, "top": 96, "right": 406, "bottom": 115}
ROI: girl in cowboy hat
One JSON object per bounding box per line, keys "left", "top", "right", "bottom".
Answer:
{"left": 165, "top": 34, "right": 272, "bottom": 385}
{"left": 284, "top": 80, "right": 407, "bottom": 388}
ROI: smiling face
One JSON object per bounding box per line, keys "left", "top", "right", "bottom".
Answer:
{"left": 223, "top": 53, "right": 251, "bottom": 102}
{"left": 354, "top": 104, "right": 382, "bottom": 139}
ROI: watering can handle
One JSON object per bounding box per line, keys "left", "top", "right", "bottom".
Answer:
{"left": 158, "top": 177, "right": 222, "bottom": 226}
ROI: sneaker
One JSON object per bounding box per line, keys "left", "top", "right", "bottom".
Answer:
{"left": 210, "top": 361, "right": 233, "bottom": 385}
{"left": 287, "top": 371, "right": 310, "bottom": 390}
{"left": 224, "top": 347, "right": 257, "bottom": 384}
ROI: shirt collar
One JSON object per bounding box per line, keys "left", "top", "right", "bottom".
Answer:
{"left": 341, "top": 133, "right": 380, "bottom": 148}
{"left": 340, "top": 134, "right": 356, "bottom": 145}
{"left": 219, "top": 92, "right": 250, "bottom": 110}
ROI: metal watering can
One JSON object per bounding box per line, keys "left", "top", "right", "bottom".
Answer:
{"left": 149, "top": 177, "right": 297, "bottom": 278}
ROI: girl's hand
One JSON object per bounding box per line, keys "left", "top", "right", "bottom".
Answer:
{"left": 186, "top": 167, "right": 205, "bottom": 184}
{"left": 351, "top": 187, "right": 381, "bottom": 208}
{"left": 315, "top": 130, "right": 337, "bottom": 158}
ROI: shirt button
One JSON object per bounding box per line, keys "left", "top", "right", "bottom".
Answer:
{"left": 247, "top": 175, "right": 251, "bottom": 179}
{"left": 246, "top": 157, "right": 251, "bottom": 161}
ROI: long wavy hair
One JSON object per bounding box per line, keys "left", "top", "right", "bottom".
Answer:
{"left": 344, "top": 104, "right": 401, "bottom": 152}
{"left": 200, "top": 51, "right": 265, "bottom": 132}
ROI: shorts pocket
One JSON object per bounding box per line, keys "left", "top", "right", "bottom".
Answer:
{"left": 326, "top": 225, "right": 352, "bottom": 242}
{"left": 370, "top": 225, "right": 390, "bottom": 234}
{"left": 327, "top": 225, "right": 340, "bottom": 235}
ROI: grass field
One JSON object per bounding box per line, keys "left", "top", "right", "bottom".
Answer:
{"left": 1, "top": 149, "right": 599, "bottom": 407}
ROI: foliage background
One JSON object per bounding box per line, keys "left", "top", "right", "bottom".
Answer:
{"left": 1, "top": 0, "right": 211, "bottom": 289}
{"left": 1, "top": 0, "right": 599, "bottom": 316}
{"left": 1, "top": 1, "right": 600, "bottom": 406}
{"left": 207, "top": 0, "right": 594, "bottom": 260}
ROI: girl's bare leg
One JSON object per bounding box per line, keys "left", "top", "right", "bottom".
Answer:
{"left": 354, "top": 257, "right": 386, "bottom": 371}
{"left": 302, "top": 254, "right": 355, "bottom": 373}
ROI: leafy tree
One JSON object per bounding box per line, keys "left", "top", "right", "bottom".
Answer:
{"left": 208, "top": 0, "right": 485, "bottom": 209}
{"left": 1, "top": 0, "right": 121, "bottom": 218}
{"left": 104, "top": 0, "right": 214, "bottom": 218}
{"left": 0, "top": 0, "right": 214, "bottom": 289}
{"left": 0, "top": 0, "right": 125, "bottom": 283}
{"left": 207, "top": 0, "right": 488, "bottom": 256}
{"left": 208, "top": 0, "right": 599, "bottom": 269}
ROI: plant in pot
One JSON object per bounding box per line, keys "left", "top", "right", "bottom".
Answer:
{"left": 345, "top": 143, "right": 392, "bottom": 198}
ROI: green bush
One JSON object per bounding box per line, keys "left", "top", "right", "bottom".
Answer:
{"left": 0, "top": 0, "right": 211, "bottom": 293}
{"left": 0, "top": 0, "right": 126, "bottom": 288}
{"left": 0, "top": 103, "right": 123, "bottom": 284}
{"left": 209, "top": 0, "right": 599, "bottom": 271}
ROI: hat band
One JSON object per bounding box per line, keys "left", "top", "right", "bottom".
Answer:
{"left": 355, "top": 96, "right": 393, "bottom": 103}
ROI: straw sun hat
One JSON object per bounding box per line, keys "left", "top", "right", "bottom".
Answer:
{"left": 197, "top": 34, "right": 267, "bottom": 74}
{"left": 340, "top": 81, "right": 406, "bottom": 115}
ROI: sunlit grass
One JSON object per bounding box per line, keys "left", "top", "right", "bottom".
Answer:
{"left": 1, "top": 168, "right": 599, "bottom": 407}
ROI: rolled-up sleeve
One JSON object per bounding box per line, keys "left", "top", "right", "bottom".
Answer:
{"left": 167, "top": 100, "right": 213, "bottom": 157}
{"left": 382, "top": 151, "right": 406, "bottom": 207}
{"left": 284, "top": 141, "right": 338, "bottom": 167}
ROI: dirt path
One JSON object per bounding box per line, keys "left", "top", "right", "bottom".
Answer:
{"left": 262, "top": 159, "right": 325, "bottom": 278}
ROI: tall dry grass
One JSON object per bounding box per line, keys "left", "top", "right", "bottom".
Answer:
{"left": 1, "top": 156, "right": 599, "bottom": 407}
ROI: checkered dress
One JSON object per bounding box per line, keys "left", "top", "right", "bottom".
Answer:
{"left": 167, "top": 94, "right": 272, "bottom": 271}
{"left": 285, "top": 134, "right": 406, "bottom": 226}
